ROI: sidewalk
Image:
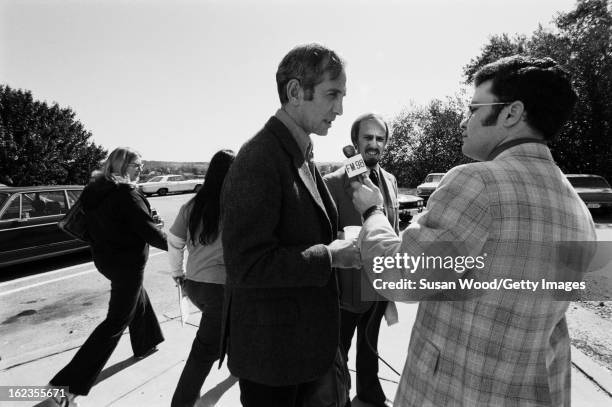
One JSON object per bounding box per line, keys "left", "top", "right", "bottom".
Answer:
{"left": 1, "top": 303, "right": 611, "bottom": 406}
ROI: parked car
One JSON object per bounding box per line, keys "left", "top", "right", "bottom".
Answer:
{"left": 398, "top": 193, "right": 424, "bottom": 223}
{"left": 0, "top": 185, "right": 164, "bottom": 268}
{"left": 138, "top": 174, "right": 203, "bottom": 196}
{"left": 565, "top": 174, "right": 612, "bottom": 213}
{"left": 416, "top": 172, "right": 446, "bottom": 202}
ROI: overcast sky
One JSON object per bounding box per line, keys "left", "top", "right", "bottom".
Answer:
{"left": 1, "top": 0, "right": 577, "bottom": 163}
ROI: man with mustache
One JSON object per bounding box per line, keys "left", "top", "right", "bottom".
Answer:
{"left": 221, "top": 43, "right": 360, "bottom": 406}
{"left": 324, "top": 113, "right": 399, "bottom": 407}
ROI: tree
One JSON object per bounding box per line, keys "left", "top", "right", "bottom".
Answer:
{"left": 463, "top": 33, "right": 528, "bottom": 83}
{"left": 380, "top": 96, "right": 470, "bottom": 187}
{"left": 0, "top": 85, "right": 107, "bottom": 186}
{"left": 462, "top": 0, "right": 612, "bottom": 182}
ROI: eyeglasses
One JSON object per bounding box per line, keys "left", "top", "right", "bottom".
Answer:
{"left": 465, "top": 102, "right": 510, "bottom": 121}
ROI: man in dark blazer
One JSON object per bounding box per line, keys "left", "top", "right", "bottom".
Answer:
{"left": 220, "top": 44, "right": 361, "bottom": 407}
{"left": 324, "top": 113, "right": 399, "bottom": 407}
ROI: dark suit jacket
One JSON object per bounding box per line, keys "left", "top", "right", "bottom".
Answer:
{"left": 324, "top": 166, "right": 399, "bottom": 311}
{"left": 220, "top": 116, "right": 340, "bottom": 386}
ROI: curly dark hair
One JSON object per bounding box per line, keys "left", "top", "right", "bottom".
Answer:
{"left": 474, "top": 55, "right": 577, "bottom": 140}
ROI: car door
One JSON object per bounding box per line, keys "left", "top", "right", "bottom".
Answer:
{"left": 168, "top": 175, "right": 182, "bottom": 193}
{"left": 0, "top": 190, "right": 72, "bottom": 266}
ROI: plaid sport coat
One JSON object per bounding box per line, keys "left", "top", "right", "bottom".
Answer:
{"left": 359, "top": 142, "right": 596, "bottom": 406}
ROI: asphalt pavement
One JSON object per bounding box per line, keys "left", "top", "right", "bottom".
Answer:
{"left": 1, "top": 302, "right": 611, "bottom": 406}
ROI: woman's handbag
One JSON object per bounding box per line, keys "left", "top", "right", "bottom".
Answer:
{"left": 59, "top": 198, "right": 90, "bottom": 242}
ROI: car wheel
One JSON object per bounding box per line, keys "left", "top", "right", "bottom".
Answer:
{"left": 157, "top": 188, "right": 168, "bottom": 196}
{"left": 194, "top": 184, "right": 202, "bottom": 193}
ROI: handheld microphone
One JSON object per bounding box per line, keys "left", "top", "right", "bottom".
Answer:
{"left": 342, "top": 145, "right": 368, "bottom": 178}
{"left": 342, "top": 145, "right": 356, "bottom": 158}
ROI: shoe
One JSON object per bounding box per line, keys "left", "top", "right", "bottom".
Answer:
{"left": 48, "top": 393, "right": 79, "bottom": 407}
{"left": 134, "top": 346, "right": 158, "bottom": 360}
{"left": 44, "top": 384, "right": 79, "bottom": 407}
{"left": 355, "top": 396, "right": 391, "bottom": 407}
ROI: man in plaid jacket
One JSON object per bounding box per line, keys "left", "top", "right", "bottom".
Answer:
{"left": 351, "top": 55, "right": 596, "bottom": 406}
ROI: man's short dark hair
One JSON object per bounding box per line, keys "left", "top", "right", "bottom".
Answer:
{"left": 350, "top": 113, "right": 389, "bottom": 146}
{"left": 474, "top": 55, "right": 577, "bottom": 140}
{"left": 276, "top": 43, "right": 345, "bottom": 104}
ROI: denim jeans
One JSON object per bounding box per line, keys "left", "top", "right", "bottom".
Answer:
{"left": 171, "top": 280, "right": 224, "bottom": 407}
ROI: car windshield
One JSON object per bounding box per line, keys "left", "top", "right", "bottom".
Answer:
{"left": 147, "top": 176, "right": 163, "bottom": 182}
{"left": 425, "top": 174, "right": 444, "bottom": 183}
{"left": 567, "top": 176, "right": 610, "bottom": 189}
{"left": 0, "top": 192, "right": 9, "bottom": 208}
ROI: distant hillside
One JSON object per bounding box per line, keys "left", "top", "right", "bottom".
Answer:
{"left": 141, "top": 160, "right": 342, "bottom": 177}
{"left": 316, "top": 161, "right": 343, "bottom": 176}
{"left": 143, "top": 160, "right": 209, "bottom": 173}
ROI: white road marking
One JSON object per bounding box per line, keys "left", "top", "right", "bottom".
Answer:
{"left": 0, "top": 251, "right": 166, "bottom": 297}
{"left": 0, "top": 261, "right": 95, "bottom": 288}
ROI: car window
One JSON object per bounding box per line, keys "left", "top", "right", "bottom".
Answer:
{"left": 425, "top": 174, "right": 444, "bottom": 183}
{"left": 169, "top": 176, "right": 182, "bottom": 181}
{"left": 567, "top": 176, "right": 611, "bottom": 189}
{"left": 0, "top": 192, "right": 9, "bottom": 208}
{"left": 148, "top": 176, "right": 163, "bottom": 182}
{"left": 67, "top": 190, "right": 82, "bottom": 208}
{"left": 0, "top": 194, "right": 20, "bottom": 221}
{"left": 23, "top": 191, "right": 68, "bottom": 218}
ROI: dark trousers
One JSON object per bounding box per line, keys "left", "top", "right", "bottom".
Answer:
{"left": 239, "top": 348, "right": 349, "bottom": 407}
{"left": 50, "top": 267, "right": 164, "bottom": 395}
{"left": 171, "top": 281, "right": 224, "bottom": 407}
{"left": 340, "top": 301, "right": 387, "bottom": 407}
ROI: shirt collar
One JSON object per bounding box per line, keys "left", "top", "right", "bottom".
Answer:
{"left": 487, "top": 137, "right": 547, "bottom": 161}
{"left": 275, "top": 108, "right": 312, "bottom": 160}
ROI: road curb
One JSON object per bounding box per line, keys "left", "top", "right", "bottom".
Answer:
{"left": 572, "top": 345, "right": 612, "bottom": 397}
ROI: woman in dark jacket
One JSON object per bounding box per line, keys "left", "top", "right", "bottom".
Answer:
{"left": 49, "top": 147, "right": 167, "bottom": 406}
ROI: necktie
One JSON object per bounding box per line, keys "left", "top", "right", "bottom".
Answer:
{"left": 369, "top": 169, "right": 380, "bottom": 187}
{"left": 307, "top": 144, "right": 316, "bottom": 179}
{"left": 369, "top": 169, "right": 386, "bottom": 215}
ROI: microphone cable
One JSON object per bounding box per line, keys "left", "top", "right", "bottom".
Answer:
{"left": 363, "top": 301, "right": 401, "bottom": 377}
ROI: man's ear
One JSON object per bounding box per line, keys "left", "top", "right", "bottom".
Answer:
{"left": 286, "top": 79, "right": 303, "bottom": 105}
{"left": 503, "top": 101, "right": 525, "bottom": 127}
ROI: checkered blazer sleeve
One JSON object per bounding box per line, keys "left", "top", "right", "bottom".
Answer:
{"left": 359, "top": 165, "right": 491, "bottom": 301}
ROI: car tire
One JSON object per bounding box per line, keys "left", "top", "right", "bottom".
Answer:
{"left": 193, "top": 184, "right": 202, "bottom": 193}
{"left": 157, "top": 188, "right": 168, "bottom": 196}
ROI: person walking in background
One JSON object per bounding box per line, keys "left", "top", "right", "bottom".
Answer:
{"left": 48, "top": 147, "right": 167, "bottom": 406}
{"left": 220, "top": 43, "right": 361, "bottom": 406}
{"left": 324, "top": 113, "right": 399, "bottom": 407}
{"left": 168, "top": 149, "right": 236, "bottom": 407}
